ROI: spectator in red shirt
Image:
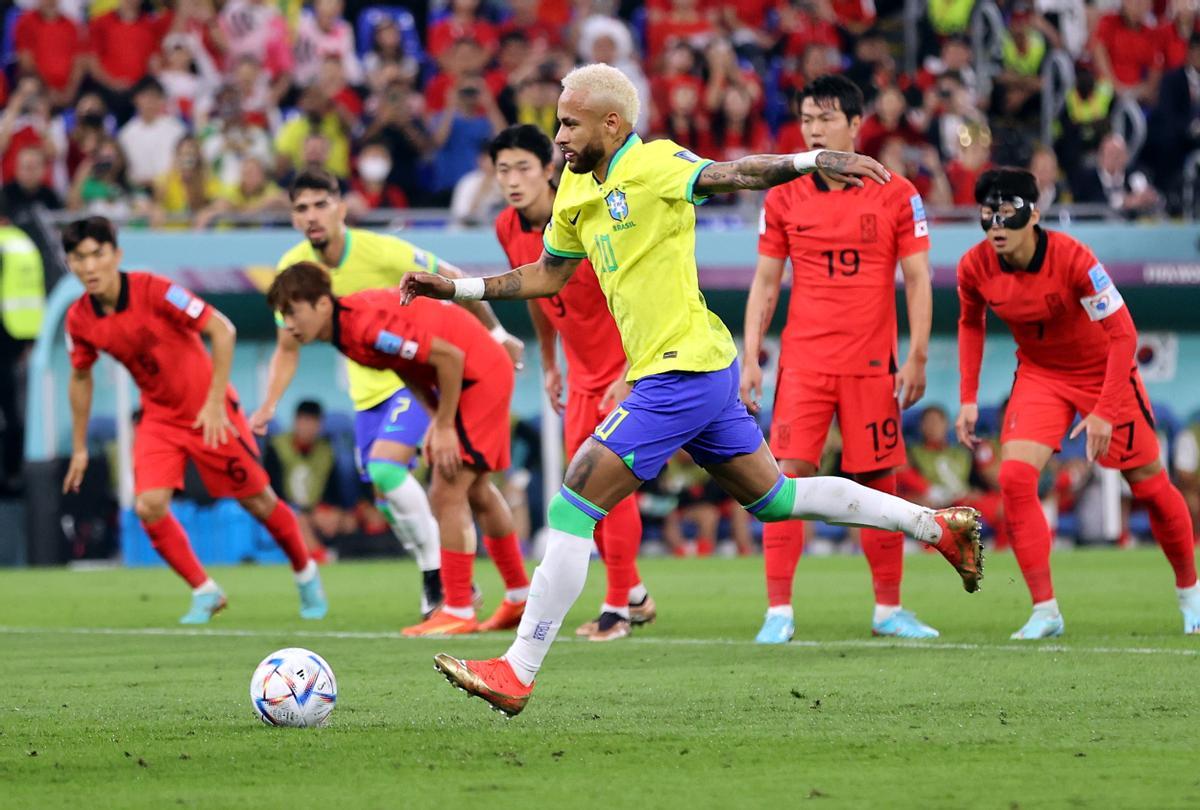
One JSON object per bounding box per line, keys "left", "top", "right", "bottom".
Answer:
{"left": 315, "top": 57, "right": 364, "bottom": 126}
{"left": 498, "top": 0, "right": 562, "bottom": 48}
{"left": 14, "top": 0, "right": 86, "bottom": 109}
{"left": 425, "top": 39, "right": 502, "bottom": 115}
{"left": 650, "top": 43, "right": 704, "bottom": 131}
{"left": 710, "top": 83, "right": 769, "bottom": 162}
{"left": 647, "top": 0, "right": 716, "bottom": 64}
{"left": 0, "top": 77, "right": 60, "bottom": 187}
{"left": 87, "top": 0, "right": 170, "bottom": 122}
{"left": 944, "top": 125, "right": 993, "bottom": 206}
{"left": 1160, "top": 3, "right": 1199, "bottom": 70}
{"left": 1092, "top": 0, "right": 1166, "bottom": 103}
{"left": 703, "top": 39, "right": 763, "bottom": 117}
{"left": 878, "top": 136, "right": 953, "bottom": 207}
{"left": 777, "top": 0, "right": 841, "bottom": 58}
{"left": 857, "top": 86, "right": 927, "bottom": 158}
{"left": 347, "top": 141, "right": 409, "bottom": 218}
{"left": 658, "top": 76, "right": 713, "bottom": 155}
{"left": 427, "top": 0, "right": 499, "bottom": 59}
{"left": 831, "top": 0, "right": 877, "bottom": 37}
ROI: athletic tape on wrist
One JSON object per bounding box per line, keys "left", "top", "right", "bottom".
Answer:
{"left": 452, "top": 277, "right": 485, "bottom": 301}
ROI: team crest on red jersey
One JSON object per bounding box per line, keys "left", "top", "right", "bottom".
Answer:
{"left": 860, "top": 213, "right": 878, "bottom": 243}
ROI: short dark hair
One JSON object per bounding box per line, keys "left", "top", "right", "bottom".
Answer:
{"left": 267, "top": 261, "right": 334, "bottom": 313}
{"left": 296, "top": 399, "right": 324, "bottom": 418}
{"left": 132, "top": 76, "right": 165, "bottom": 98}
{"left": 289, "top": 168, "right": 341, "bottom": 201}
{"left": 974, "top": 167, "right": 1038, "bottom": 205}
{"left": 488, "top": 124, "right": 554, "bottom": 166}
{"left": 62, "top": 216, "right": 118, "bottom": 253}
{"left": 797, "top": 74, "right": 864, "bottom": 122}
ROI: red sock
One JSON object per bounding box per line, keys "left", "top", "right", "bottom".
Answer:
{"left": 1130, "top": 470, "right": 1198, "bottom": 588}
{"left": 440, "top": 549, "right": 475, "bottom": 610}
{"left": 482, "top": 532, "right": 529, "bottom": 592}
{"left": 597, "top": 493, "right": 642, "bottom": 606}
{"left": 261, "top": 499, "right": 311, "bottom": 572}
{"left": 999, "top": 460, "right": 1055, "bottom": 603}
{"left": 144, "top": 513, "right": 206, "bottom": 588}
{"left": 763, "top": 519, "right": 805, "bottom": 607}
{"left": 860, "top": 474, "right": 903, "bottom": 606}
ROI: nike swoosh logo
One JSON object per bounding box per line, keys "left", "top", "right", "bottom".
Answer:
{"left": 569, "top": 211, "right": 580, "bottom": 225}
{"left": 874, "top": 452, "right": 891, "bottom": 463}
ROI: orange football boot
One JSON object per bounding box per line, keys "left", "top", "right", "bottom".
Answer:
{"left": 433, "top": 654, "right": 533, "bottom": 717}
{"left": 402, "top": 609, "right": 479, "bottom": 637}
{"left": 478, "top": 599, "right": 526, "bottom": 632}
{"left": 932, "top": 506, "right": 984, "bottom": 593}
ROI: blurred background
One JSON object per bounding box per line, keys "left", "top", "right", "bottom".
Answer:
{"left": 0, "top": 0, "right": 1198, "bottom": 570}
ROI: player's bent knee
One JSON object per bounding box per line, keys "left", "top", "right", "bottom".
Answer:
{"left": 134, "top": 493, "right": 171, "bottom": 524}
{"left": 745, "top": 476, "right": 797, "bottom": 523}
{"left": 237, "top": 489, "right": 277, "bottom": 519}
{"left": 998, "top": 459, "right": 1039, "bottom": 494}
{"left": 778, "top": 459, "right": 818, "bottom": 477}
{"left": 548, "top": 489, "right": 605, "bottom": 539}
{"left": 366, "top": 459, "right": 409, "bottom": 492}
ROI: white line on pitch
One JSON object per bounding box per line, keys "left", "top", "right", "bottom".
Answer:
{"left": 0, "top": 625, "right": 1197, "bottom": 657}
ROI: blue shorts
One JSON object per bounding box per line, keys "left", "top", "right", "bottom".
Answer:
{"left": 590, "top": 360, "right": 764, "bottom": 481}
{"left": 353, "top": 388, "right": 431, "bottom": 481}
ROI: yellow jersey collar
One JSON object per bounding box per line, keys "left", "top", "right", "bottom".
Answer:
{"left": 595, "top": 133, "right": 641, "bottom": 185}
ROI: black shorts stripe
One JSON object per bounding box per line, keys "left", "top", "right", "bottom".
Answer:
{"left": 454, "top": 412, "right": 488, "bottom": 470}
{"left": 1129, "top": 372, "right": 1156, "bottom": 430}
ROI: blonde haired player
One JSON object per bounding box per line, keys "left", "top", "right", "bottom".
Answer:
{"left": 403, "top": 64, "right": 984, "bottom": 716}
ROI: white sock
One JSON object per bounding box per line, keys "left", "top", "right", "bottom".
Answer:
{"left": 1032, "top": 598, "right": 1060, "bottom": 617}
{"left": 601, "top": 602, "right": 630, "bottom": 619}
{"left": 874, "top": 604, "right": 901, "bottom": 623}
{"left": 505, "top": 587, "right": 530, "bottom": 603}
{"left": 294, "top": 560, "right": 318, "bottom": 585}
{"left": 442, "top": 604, "right": 474, "bottom": 619}
{"left": 1177, "top": 583, "right": 1200, "bottom": 603}
{"left": 504, "top": 530, "right": 593, "bottom": 686}
{"left": 791, "top": 477, "right": 941, "bottom": 543}
{"left": 193, "top": 578, "right": 219, "bottom": 595}
{"left": 381, "top": 474, "right": 441, "bottom": 572}
{"left": 628, "top": 582, "right": 648, "bottom": 604}
{"left": 767, "top": 604, "right": 793, "bottom": 619}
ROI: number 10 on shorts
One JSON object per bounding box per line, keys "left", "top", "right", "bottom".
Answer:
{"left": 595, "top": 406, "right": 630, "bottom": 440}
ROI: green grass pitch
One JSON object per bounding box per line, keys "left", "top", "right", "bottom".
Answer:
{"left": 3, "top": 549, "right": 1198, "bottom": 809}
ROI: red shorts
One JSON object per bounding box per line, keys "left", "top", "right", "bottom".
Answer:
{"left": 446, "top": 358, "right": 514, "bottom": 472}
{"left": 134, "top": 397, "right": 269, "bottom": 499}
{"left": 564, "top": 388, "right": 609, "bottom": 457}
{"left": 1003, "top": 367, "right": 1160, "bottom": 470}
{"left": 770, "top": 368, "right": 904, "bottom": 474}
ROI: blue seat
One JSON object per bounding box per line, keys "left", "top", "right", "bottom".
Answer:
{"left": 2, "top": 7, "right": 22, "bottom": 67}
{"left": 976, "top": 404, "right": 1001, "bottom": 438}
{"left": 322, "top": 410, "right": 355, "bottom": 438}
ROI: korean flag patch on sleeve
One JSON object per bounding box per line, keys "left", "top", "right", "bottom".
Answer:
{"left": 910, "top": 194, "right": 929, "bottom": 238}
{"left": 166, "top": 284, "right": 205, "bottom": 319}
{"left": 1080, "top": 263, "right": 1124, "bottom": 321}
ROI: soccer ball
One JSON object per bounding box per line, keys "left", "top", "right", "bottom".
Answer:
{"left": 249, "top": 647, "right": 338, "bottom": 727}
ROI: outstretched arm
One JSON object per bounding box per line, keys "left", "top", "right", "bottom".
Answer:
{"left": 693, "top": 150, "right": 891, "bottom": 195}
{"left": 400, "top": 250, "right": 582, "bottom": 304}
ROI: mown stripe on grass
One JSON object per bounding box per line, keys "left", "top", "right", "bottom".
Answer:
{"left": 1, "top": 625, "right": 1197, "bottom": 657}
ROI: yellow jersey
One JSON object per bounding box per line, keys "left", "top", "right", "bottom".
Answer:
{"left": 543, "top": 134, "right": 736, "bottom": 381}
{"left": 276, "top": 228, "right": 441, "bottom": 410}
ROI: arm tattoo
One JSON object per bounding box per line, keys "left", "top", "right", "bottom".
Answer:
{"left": 480, "top": 251, "right": 580, "bottom": 300}
{"left": 695, "top": 155, "right": 801, "bottom": 194}
{"left": 695, "top": 150, "right": 860, "bottom": 194}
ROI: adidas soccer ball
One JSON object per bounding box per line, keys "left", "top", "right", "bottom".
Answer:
{"left": 249, "top": 647, "right": 337, "bottom": 727}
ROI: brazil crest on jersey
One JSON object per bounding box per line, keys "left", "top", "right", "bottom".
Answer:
{"left": 542, "top": 134, "right": 737, "bottom": 381}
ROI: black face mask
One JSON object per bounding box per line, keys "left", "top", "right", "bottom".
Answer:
{"left": 980, "top": 194, "right": 1033, "bottom": 232}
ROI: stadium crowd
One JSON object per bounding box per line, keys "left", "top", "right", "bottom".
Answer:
{"left": 1, "top": 0, "right": 1198, "bottom": 226}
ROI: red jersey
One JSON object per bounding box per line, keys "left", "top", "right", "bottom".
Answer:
{"left": 758, "top": 172, "right": 931, "bottom": 375}
{"left": 331, "top": 290, "right": 495, "bottom": 401}
{"left": 493, "top": 206, "right": 625, "bottom": 396}
{"left": 65, "top": 272, "right": 226, "bottom": 426}
{"left": 88, "top": 11, "right": 167, "bottom": 84}
{"left": 956, "top": 228, "right": 1139, "bottom": 422}
{"left": 14, "top": 10, "right": 84, "bottom": 91}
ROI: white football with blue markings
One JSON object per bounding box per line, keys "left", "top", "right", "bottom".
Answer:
{"left": 250, "top": 648, "right": 338, "bottom": 727}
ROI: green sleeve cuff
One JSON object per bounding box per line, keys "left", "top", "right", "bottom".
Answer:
{"left": 542, "top": 236, "right": 587, "bottom": 259}
{"left": 686, "top": 159, "right": 715, "bottom": 206}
